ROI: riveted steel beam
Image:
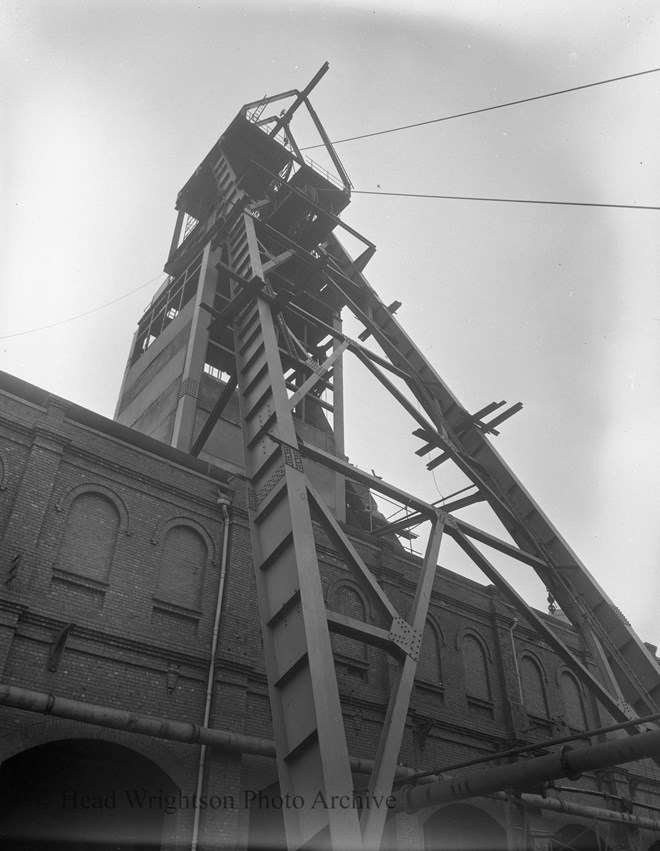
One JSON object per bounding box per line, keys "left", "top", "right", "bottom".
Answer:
{"left": 361, "top": 515, "right": 444, "bottom": 848}
{"left": 229, "top": 208, "right": 362, "bottom": 851}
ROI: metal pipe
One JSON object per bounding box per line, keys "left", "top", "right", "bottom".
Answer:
{"left": 491, "top": 790, "right": 660, "bottom": 833}
{"left": 17, "top": 676, "right": 657, "bottom": 829}
{"left": 0, "top": 684, "right": 422, "bottom": 780}
{"left": 395, "top": 728, "right": 660, "bottom": 815}
{"left": 191, "top": 498, "right": 231, "bottom": 851}
{"left": 551, "top": 783, "right": 660, "bottom": 815}
{"left": 402, "top": 709, "right": 660, "bottom": 784}
{"left": 0, "top": 684, "right": 275, "bottom": 753}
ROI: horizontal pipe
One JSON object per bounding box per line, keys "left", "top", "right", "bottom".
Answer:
{"left": 491, "top": 790, "right": 660, "bottom": 833}
{"left": 552, "top": 783, "right": 660, "bottom": 815}
{"left": 396, "top": 728, "right": 660, "bottom": 814}
{"left": 8, "top": 684, "right": 656, "bottom": 832}
{"left": 404, "top": 709, "right": 660, "bottom": 784}
{"left": 0, "top": 685, "right": 422, "bottom": 780}
{"left": 0, "top": 684, "right": 275, "bottom": 756}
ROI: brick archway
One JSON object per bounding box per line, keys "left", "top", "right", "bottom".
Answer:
{"left": 0, "top": 735, "right": 188, "bottom": 849}
{"left": 0, "top": 717, "right": 190, "bottom": 790}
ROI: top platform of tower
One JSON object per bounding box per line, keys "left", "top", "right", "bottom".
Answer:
{"left": 166, "top": 64, "right": 357, "bottom": 276}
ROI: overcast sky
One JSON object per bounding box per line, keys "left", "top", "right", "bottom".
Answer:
{"left": 2, "top": 0, "right": 659, "bottom": 646}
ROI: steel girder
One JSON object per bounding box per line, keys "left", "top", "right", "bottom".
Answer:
{"left": 223, "top": 197, "right": 449, "bottom": 850}
{"left": 183, "top": 74, "right": 660, "bottom": 850}
{"left": 321, "top": 233, "right": 660, "bottom": 726}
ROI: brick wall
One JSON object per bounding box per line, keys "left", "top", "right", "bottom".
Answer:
{"left": 1, "top": 375, "right": 659, "bottom": 849}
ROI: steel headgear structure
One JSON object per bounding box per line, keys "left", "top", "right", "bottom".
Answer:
{"left": 115, "top": 64, "right": 660, "bottom": 851}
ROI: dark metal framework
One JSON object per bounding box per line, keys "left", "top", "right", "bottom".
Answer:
{"left": 165, "top": 65, "right": 660, "bottom": 850}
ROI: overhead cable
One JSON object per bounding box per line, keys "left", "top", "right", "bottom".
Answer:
{"left": 302, "top": 66, "right": 660, "bottom": 150}
{"left": 352, "top": 189, "right": 660, "bottom": 211}
{"left": 0, "top": 274, "right": 164, "bottom": 341}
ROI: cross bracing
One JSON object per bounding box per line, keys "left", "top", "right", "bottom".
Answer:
{"left": 143, "top": 65, "right": 660, "bottom": 851}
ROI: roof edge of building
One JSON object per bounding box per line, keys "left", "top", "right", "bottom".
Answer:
{"left": 0, "top": 370, "right": 234, "bottom": 491}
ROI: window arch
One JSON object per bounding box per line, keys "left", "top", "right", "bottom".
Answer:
{"left": 461, "top": 632, "right": 491, "bottom": 703}
{"left": 57, "top": 492, "right": 120, "bottom": 582}
{"left": 55, "top": 483, "right": 130, "bottom": 535}
{"left": 155, "top": 525, "right": 207, "bottom": 611}
{"left": 559, "top": 670, "right": 587, "bottom": 730}
{"left": 519, "top": 654, "right": 549, "bottom": 719}
{"left": 416, "top": 620, "right": 443, "bottom": 686}
{"left": 330, "top": 582, "right": 368, "bottom": 662}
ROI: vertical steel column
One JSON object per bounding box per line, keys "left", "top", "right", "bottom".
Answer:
{"left": 171, "top": 241, "right": 218, "bottom": 451}
{"left": 331, "top": 317, "right": 346, "bottom": 522}
{"left": 168, "top": 208, "right": 186, "bottom": 262}
{"left": 229, "top": 211, "right": 362, "bottom": 851}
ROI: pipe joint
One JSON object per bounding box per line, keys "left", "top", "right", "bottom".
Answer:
{"left": 559, "top": 746, "right": 581, "bottom": 782}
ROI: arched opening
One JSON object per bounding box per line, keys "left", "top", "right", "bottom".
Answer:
{"left": 560, "top": 670, "right": 588, "bottom": 730}
{"left": 424, "top": 802, "right": 507, "bottom": 850}
{"left": 417, "top": 621, "right": 443, "bottom": 686}
{"left": 461, "top": 633, "right": 493, "bottom": 718}
{"left": 331, "top": 583, "right": 369, "bottom": 678}
{"left": 0, "top": 739, "right": 178, "bottom": 849}
{"left": 156, "top": 524, "right": 207, "bottom": 610}
{"left": 520, "top": 654, "right": 551, "bottom": 733}
{"left": 58, "top": 492, "right": 120, "bottom": 582}
{"left": 549, "top": 823, "right": 609, "bottom": 850}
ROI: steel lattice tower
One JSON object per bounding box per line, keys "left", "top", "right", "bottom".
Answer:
{"left": 115, "top": 65, "right": 660, "bottom": 851}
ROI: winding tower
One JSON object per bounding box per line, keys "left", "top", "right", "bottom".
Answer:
{"left": 115, "top": 64, "right": 660, "bottom": 851}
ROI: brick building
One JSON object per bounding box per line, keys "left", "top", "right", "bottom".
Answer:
{"left": 2, "top": 74, "right": 660, "bottom": 851}
{"left": 1, "top": 371, "right": 660, "bottom": 849}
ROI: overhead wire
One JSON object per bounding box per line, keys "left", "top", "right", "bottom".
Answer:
{"left": 6, "top": 67, "right": 659, "bottom": 343}
{"left": 301, "top": 66, "right": 660, "bottom": 150}
{"left": 4, "top": 185, "right": 654, "bottom": 348}
{"left": 351, "top": 190, "right": 660, "bottom": 211}
{"left": 0, "top": 274, "right": 165, "bottom": 341}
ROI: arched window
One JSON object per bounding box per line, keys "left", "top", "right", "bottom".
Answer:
{"left": 58, "top": 493, "right": 119, "bottom": 582}
{"left": 156, "top": 525, "right": 207, "bottom": 611}
{"left": 331, "top": 584, "right": 368, "bottom": 662}
{"left": 462, "top": 634, "right": 491, "bottom": 703}
{"left": 416, "top": 621, "right": 443, "bottom": 686}
{"left": 520, "top": 655, "right": 549, "bottom": 719}
{"left": 560, "top": 671, "right": 587, "bottom": 730}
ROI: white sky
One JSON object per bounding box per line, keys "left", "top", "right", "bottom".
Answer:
{"left": 2, "top": 0, "right": 659, "bottom": 646}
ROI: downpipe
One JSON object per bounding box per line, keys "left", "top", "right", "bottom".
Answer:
{"left": 191, "top": 497, "right": 231, "bottom": 851}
